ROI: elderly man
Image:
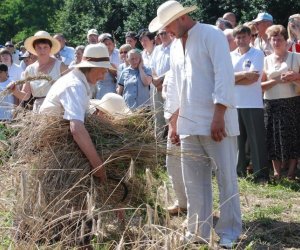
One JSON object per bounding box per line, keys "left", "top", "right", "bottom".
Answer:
{"left": 253, "top": 12, "right": 274, "bottom": 56}
{"left": 53, "top": 33, "right": 75, "bottom": 66}
{"left": 39, "top": 43, "right": 111, "bottom": 182}
{"left": 149, "top": 1, "right": 242, "bottom": 248}
{"left": 5, "top": 41, "right": 20, "bottom": 65}
{"left": 87, "top": 29, "right": 99, "bottom": 44}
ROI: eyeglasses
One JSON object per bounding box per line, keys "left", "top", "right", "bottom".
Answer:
{"left": 158, "top": 32, "right": 167, "bottom": 36}
{"left": 120, "top": 51, "right": 128, "bottom": 54}
{"left": 251, "top": 33, "right": 258, "bottom": 38}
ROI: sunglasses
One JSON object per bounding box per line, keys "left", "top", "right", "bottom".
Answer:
{"left": 158, "top": 32, "right": 167, "bottom": 36}
{"left": 5, "top": 45, "right": 14, "bottom": 48}
{"left": 251, "top": 33, "right": 258, "bottom": 38}
{"left": 120, "top": 51, "right": 128, "bottom": 54}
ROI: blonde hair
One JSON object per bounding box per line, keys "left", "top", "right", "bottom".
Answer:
{"left": 288, "top": 14, "right": 300, "bottom": 41}
{"left": 119, "top": 44, "right": 132, "bottom": 52}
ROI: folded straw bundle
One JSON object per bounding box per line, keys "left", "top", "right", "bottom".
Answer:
{"left": 10, "top": 110, "right": 164, "bottom": 245}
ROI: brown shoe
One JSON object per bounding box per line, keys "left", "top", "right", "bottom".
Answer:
{"left": 167, "top": 205, "right": 187, "bottom": 215}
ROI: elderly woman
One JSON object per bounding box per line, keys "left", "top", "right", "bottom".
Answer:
{"left": 0, "top": 48, "right": 23, "bottom": 81}
{"left": 11, "top": 31, "right": 68, "bottom": 112}
{"left": 117, "top": 49, "right": 152, "bottom": 110}
{"left": 261, "top": 25, "right": 300, "bottom": 180}
{"left": 287, "top": 14, "right": 300, "bottom": 52}
{"left": 69, "top": 45, "right": 85, "bottom": 69}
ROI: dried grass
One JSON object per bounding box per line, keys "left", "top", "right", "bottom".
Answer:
{"left": 6, "top": 109, "right": 165, "bottom": 246}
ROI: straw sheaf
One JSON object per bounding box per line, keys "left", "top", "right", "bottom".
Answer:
{"left": 9, "top": 110, "right": 165, "bottom": 245}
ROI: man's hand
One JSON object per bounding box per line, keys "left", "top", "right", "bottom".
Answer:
{"left": 244, "top": 71, "right": 260, "bottom": 82}
{"left": 211, "top": 104, "right": 227, "bottom": 142}
{"left": 168, "top": 110, "right": 180, "bottom": 145}
{"left": 93, "top": 165, "right": 107, "bottom": 183}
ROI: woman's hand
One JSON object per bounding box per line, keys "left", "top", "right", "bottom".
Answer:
{"left": 281, "top": 71, "right": 300, "bottom": 82}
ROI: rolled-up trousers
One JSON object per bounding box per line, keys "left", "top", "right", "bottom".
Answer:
{"left": 181, "top": 135, "right": 242, "bottom": 241}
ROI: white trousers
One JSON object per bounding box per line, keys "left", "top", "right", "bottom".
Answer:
{"left": 166, "top": 140, "right": 187, "bottom": 208}
{"left": 181, "top": 135, "right": 242, "bottom": 241}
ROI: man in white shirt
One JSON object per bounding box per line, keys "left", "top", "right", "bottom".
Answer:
{"left": 231, "top": 25, "right": 269, "bottom": 182}
{"left": 151, "top": 28, "right": 172, "bottom": 139}
{"left": 40, "top": 43, "right": 111, "bottom": 183}
{"left": 149, "top": 1, "right": 242, "bottom": 248}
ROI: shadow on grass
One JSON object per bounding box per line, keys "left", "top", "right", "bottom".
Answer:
{"left": 238, "top": 219, "right": 300, "bottom": 249}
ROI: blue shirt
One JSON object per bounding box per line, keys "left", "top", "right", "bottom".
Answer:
{"left": 59, "top": 46, "right": 75, "bottom": 66}
{"left": 118, "top": 66, "right": 151, "bottom": 110}
{"left": 0, "top": 78, "right": 15, "bottom": 120}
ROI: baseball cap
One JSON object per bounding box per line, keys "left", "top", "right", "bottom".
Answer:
{"left": 87, "top": 29, "right": 99, "bottom": 38}
{"left": 253, "top": 12, "right": 273, "bottom": 23}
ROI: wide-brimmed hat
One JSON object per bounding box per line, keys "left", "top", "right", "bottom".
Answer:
{"left": 253, "top": 12, "right": 273, "bottom": 23}
{"left": 89, "top": 93, "right": 131, "bottom": 117}
{"left": 74, "top": 43, "right": 111, "bottom": 68}
{"left": 24, "top": 31, "right": 61, "bottom": 56}
{"left": 149, "top": 0, "right": 197, "bottom": 32}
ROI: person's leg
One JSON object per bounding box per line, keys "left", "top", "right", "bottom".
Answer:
{"left": 203, "top": 136, "right": 242, "bottom": 242}
{"left": 272, "top": 160, "right": 282, "bottom": 178}
{"left": 153, "top": 89, "right": 166, "bottom": 140}
{"left": 287, "top": 159, "right": 297, "bottom": 180}
{"left": 242, "top": 108, "right": 269, "bottom": 180}
{"left": 237, "top": 109, "right": 248, "bottom": 177}
{"left": 166, "top": 139, "right": 187, "bottom": 210}
{"left": 181, "top": 135, "right": 212, "bottom": 241}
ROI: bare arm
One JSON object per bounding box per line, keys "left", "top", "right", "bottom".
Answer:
{"left": 138, "top": 60, "right": 152, "bottom": 86}
{"left": 261, "top": 71, "right": 281, "bottom": 92}
{"left": 11, "top": 82, "right": 32, "bottom": 101}
{"left": 70, "top": 120, "right": 106, "bottom": 182}
{"left": 235, "top": 71, "right": 260, "bottom": 85}
{"left": 168, "top": 109, "right": 180, "bottom": 145}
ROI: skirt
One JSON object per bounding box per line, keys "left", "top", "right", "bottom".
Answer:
{"left": 264, "top": 96, "right": 300, "bottom": 161}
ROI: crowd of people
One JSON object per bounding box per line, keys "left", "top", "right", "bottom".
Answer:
{"left": 0, "top": 0, "right": 300, "bottom": 248}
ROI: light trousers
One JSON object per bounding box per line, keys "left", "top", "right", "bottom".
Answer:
{"left": 166, "top": 139, "right": 187, "bottom": 208}
{"left": 153, "top": 89, "right": 166, "bottom": 139}
{"left": 181, "top": 135, "right": 242, "bottom": 241}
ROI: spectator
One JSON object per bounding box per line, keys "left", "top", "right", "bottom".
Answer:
{"left": 69, "top": 45, "right": 85, "bottom": 69}
{"left": 53, "top": 33, "right": 75, "bottom": 66}
{"left": 151, "top": 28, "right": 172, "bottom": 139}
{"left": 253, "top": 12, "right": 273, "bottom": 56}
{"left": 96, "top": 33, "right": 120, "bottom": 99}
{"left": 5, "top": 41, "right": 20, "bottom": 65}
{"left": 223, "top": 12, "right": 237, "bottom": 27}
{"left": 287, "top": 14, "right": 300, "bottom": 52}
{"left": 149, "top": 1, "right": 242, "bottom": 247}
{"left": 216, "top": 17, "right": 233, "bottom": 31}
{"left": 117, "top": 44, "right": 132, "bottom": 80}
{"left": 0, "top": 48, "right": 22, "bottom": 81}
{"left": 0, "top": 64, "right": 15, "bottom": 120}
{"left": 224, "top": 28, "right": 238, "bottom": 51}
{"left": 244, "top": 21, "right": 259, "bottom": 47}
{"left": 231, "top": 25, "right": 269, "bottom": 182}
{"left": 125, "top": 31, "right": 138, "bottom": 49}
{"left": 261, "top": 25, "right": 300, "bottom": 180}
{"left": 117, "top": 49, "right": 152, "bottom": 110}
{"left": 10, "top": 31, "right": 68, "bottom": 112}
{"left": 19, "top": 51, "right": 37, "bottom": 71}
{"left": 87, "top": 29, "right": 99, "bottom": 44}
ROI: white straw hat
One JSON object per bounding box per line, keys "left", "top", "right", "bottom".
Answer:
{"left": 149, "top": 0, "right": 197, "bottom": 33}
{"left": 89, "top": 93, "right": 131, "bottom": 117}
{"left": 24, "top": 30, "right": 61, "bottom": 56}
{"left": 74, "top": 43, "right": 111, "bottom": 68}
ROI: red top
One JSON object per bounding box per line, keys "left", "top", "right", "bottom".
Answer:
{"left": 288, "top": 42, "right": 300, "bottom": 53}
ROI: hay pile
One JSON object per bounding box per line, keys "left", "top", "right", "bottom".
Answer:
{"left": 8, "top": 110, "right": 165, "bottom": 246}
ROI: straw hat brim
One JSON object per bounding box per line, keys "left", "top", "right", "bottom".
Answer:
{"left": 149, "top": 6, "right": 197, "bottom": 33}
{"left": 89, "top": 99, "right": 131, "bottom": 117}
{"left": 74, "top": 61, "right": 116, "bottom": 71}
{"left": 24, "top": 35, "right": 61, "bottom": 56}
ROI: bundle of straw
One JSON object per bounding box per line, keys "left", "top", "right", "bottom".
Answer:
{"left": 9, "top": 110, "right": 165, "bottom": 246}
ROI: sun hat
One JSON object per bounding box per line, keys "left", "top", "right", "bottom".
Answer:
{"left": 87, "top": 29, "right": 99, "bottom": 39}
{"left": 89, "top": 93, "right": 131, "bottom": 117}
{"left": 24, "top": 31, "right": 61, "bottom": 56}
{"left": 253, "top": 12, "right": 273, "bottom": 23}
{"left": 74, "top": 43, "right": 111, "bottom": 68}
{"left": 149, "top": 0, "right": 197, "bottom": 33}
